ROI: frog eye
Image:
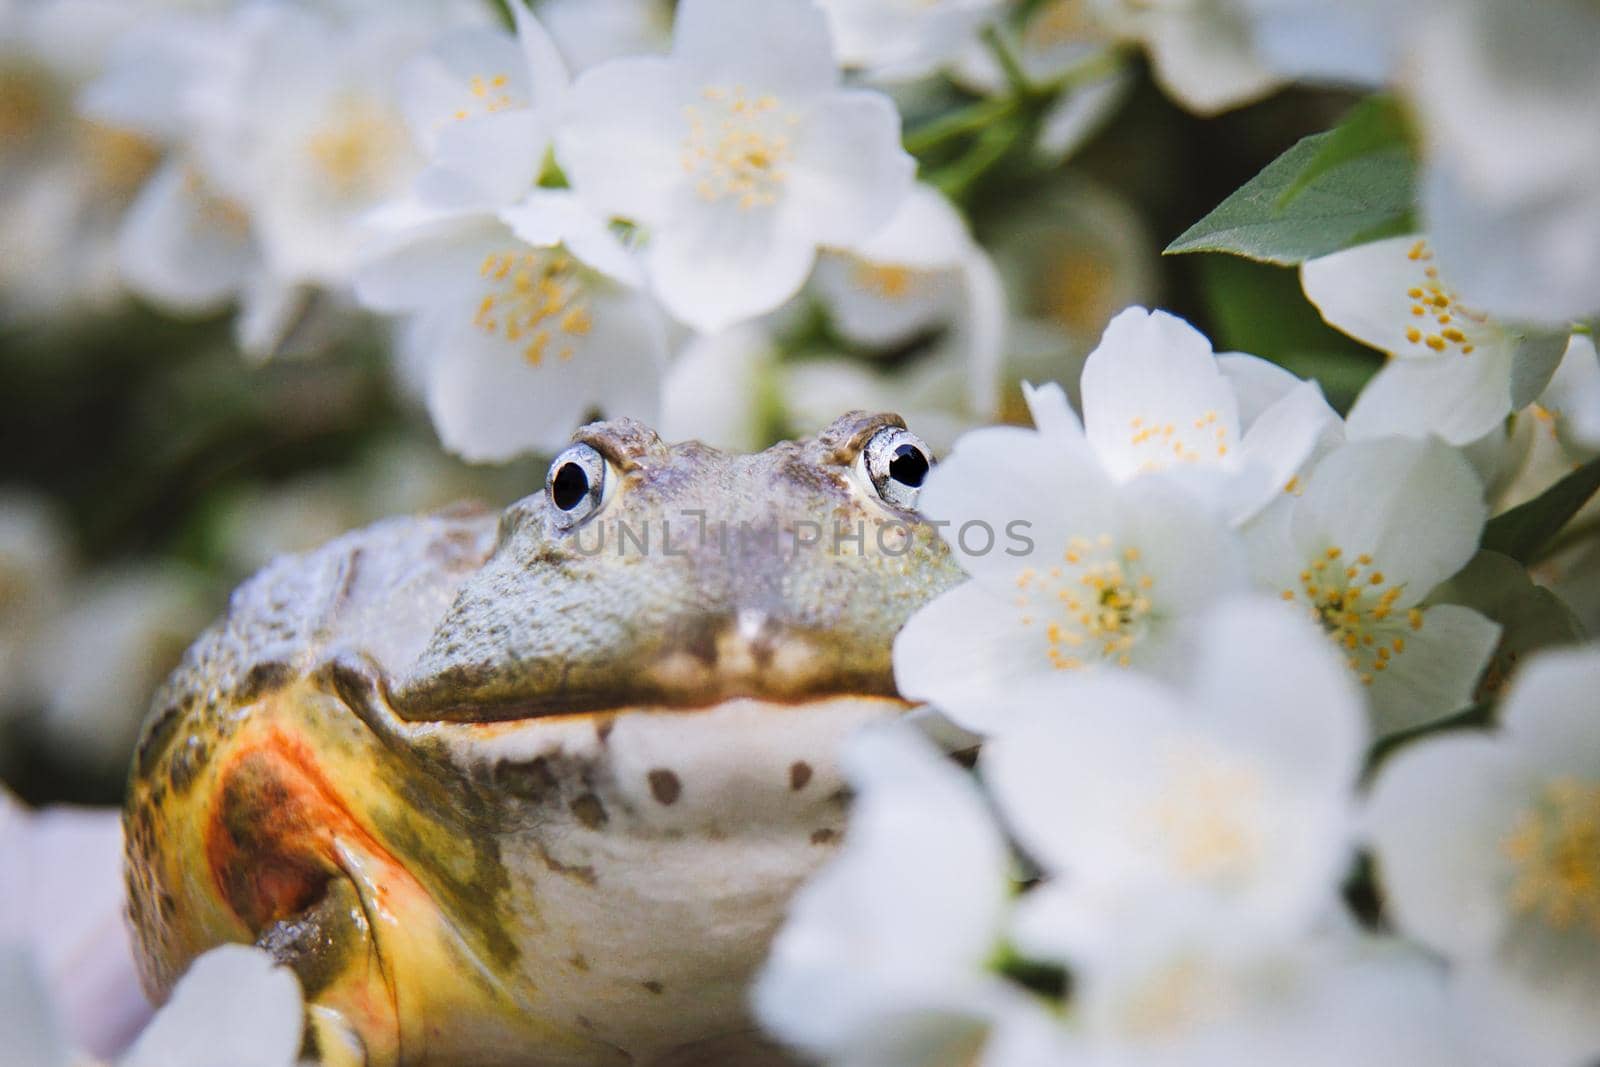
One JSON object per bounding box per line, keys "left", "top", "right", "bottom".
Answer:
{"left": 546, "top": 443, "right": 609, "bottom": 528}
{"left": 859, "top": 426, "right": 933, "bottom": 510}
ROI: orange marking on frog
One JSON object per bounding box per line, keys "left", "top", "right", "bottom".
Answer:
{"left": 205, "top": 726, "right": 400, "bottom": 930}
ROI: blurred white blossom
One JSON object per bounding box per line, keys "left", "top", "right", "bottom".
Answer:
{"left": 1368, "top": 645, "right": 1600, "bottom": 1067}
{"left": 1086, "top": 0, "right": 1282, "bottom": 115}
{"left": 816, "top": 0, "right": 1004, "bottom": 84}
{"left": 398, "top": 0, "right": 568, "bottom": 212}
{"left": 555, "top": 0, "right": 915, "bottom": 332}
{"left": 812, "top": 182, "right": 1005, "bottom": 413}
{"left": 537, "top": 0, "right": 669, "bottom": 74}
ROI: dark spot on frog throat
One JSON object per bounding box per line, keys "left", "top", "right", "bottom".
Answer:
{"left": 494, "top": 755, "right": 559, "bottom": 805}
{"left": 235, "top": 659, "right": 296, "bottom": 704}
{"left": 648, "top": 769, "right": 682, "bottom": 805}
{"left": 810, "top": 828, "right": 837, "bottom": 845}
{"left": 789, "top": 761, "right": 812, "bottom": 791}
{"left": 571, "top": 793, "right": 608, "bottom": 829}
{"left": 642, "top": 980, "right": 665, "bottom": 995}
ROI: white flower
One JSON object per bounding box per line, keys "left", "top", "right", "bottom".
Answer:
{"left": 815, "top": 0, "right": 1004, "bottom": 84}
{"left": 33, "top": 565, "right": 211, "bottom": 772}
{"left": 1247, "top": 436, "right": 1501, "bottom": 737}
{"left": 983, "top": 598, "right": 1365, "bottom": 944}
{"left": 1367, "top": 645, "right": 1600, "bottom": 1067}
{"left": 1302, "top": 236, "right": 1568, "bottom": 446}
{"left": 0, "top": 939, "right": 303, "bottom": 1067}
{"left": 754, "top": 721, "right": 1034, "bottom": 1066}
{"left": 811, "top": 183, "right": 1006, "bottom": 413}
{"left": 1078, "top": 307, "right": 1341, "bottom": 524}
{"left": 555, "top": 0, "right": 915, "bottom": 333}
{"left": 539, "top": 0, "right": 670, "bottom": 74}
{"left": 1087, "top": 0, "right": 1282, "bottom": 115}
{"left": 893, "top": 381, "right": 1248, "bottom": 735}
{"left": 356, "top": 190, "right": 667, "bottom": 461}
{"left": 1540, "top": 333, "right": 1600, "bottom": 457}
{"left": 782, "top": 347, "right": 979, "bottom": 456}
{"left": 397, "top": 0, "right": 569, "bottom": 212}
{"left": 953, "top": 1, "right": 1132, "bottom": 162}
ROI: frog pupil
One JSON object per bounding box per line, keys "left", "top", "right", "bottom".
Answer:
{"left": 551, "top": 462, "right": 590, "bottom": 510}
{"left": 888, "top": 444, "right": 929, "bottom": 487}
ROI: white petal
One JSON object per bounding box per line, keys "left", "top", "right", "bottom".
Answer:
{"left": 672, "top": 0, "right": 839, "bottom": 98}
{"left": 892, "top": 580, "right": 1063, "bottom": 736}
{"left": 1423, "top": 163, "right": 1600, "bottom": 328}
{"left": 1457, "top": 931, "right": 1600, "bottom": 1067}
{"left": 1217, "top": 352, "right": 1307, "bottom": 427}
{"left": 415, "top": 109, "right": 551, "bottom": 211}
{"left": 1499, "top": 646, "right": 1600, "bottom": 778}
{"left": 1363, "top": 604, "right": 1501, "bottom": 737}
{"left": 981, "top": 671, "right": 1187, "bottom": 874}
{"left": 121, "top": 945, "right": 302, "bottom": 1067}
{"left": 117, "top": 159, "right": 253, "bottom": 313}
{"left": 423, "top": 285, "right": 665, "bottom": 461}
{"left": 1345, "top": 344, "right": 1518, "bottom": 446}
{"left": 1230, "top": 378, "right": 1342, "bottom": 522}
{"left": 754, "top": 720, "right": 1010, "bottom": 1055}
{"left": 0, "top": 946, "right": 69, "bottom": 1067}
{"left": 1190, "top": 597, "right": 1367, "bottom": 791}
{"left": 916, "top": 422, "right": 1111, "bottom": 586}
{"left": 646, "top": 207, "right": 816, "bottom": 332}
{"left": 499, "top": 189, "right": 642, "bottom": 285}
{"left": 556, "top": 56, "right": 691, "bottom": 224}
{"left": 1142, "top": 6, "right": 1282, "bottom": 115}
{"left": 353, "top": 215, "right": 504, "bottom": 313}
{"left": 786, "top": 89, "right": 914, "bottom": 248}
{"left": 1293, "top": 438, "right": 1486, "bottom": 597}
{"left": 838, "top": 183, "right": 971, "bottom": 269}
{"left": 510, "top": 0, "right": 572, "bottom": 107}
{"left": 1366, "top": 735, "right": 1535, "bottom": 961}
{"left": 1080, "top": 307, "right": 1241, "bottom": 482}
{"left": 399, "top": 27, "right": 533, "bottom": 153}
{"left": 1542, "top": 334, "right": 1600, "bottom": 451}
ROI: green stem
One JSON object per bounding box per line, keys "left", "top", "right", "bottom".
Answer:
{"left": 980, "top": 23, "right": 1036, "bottom": 99}
{"left": 904, "top": 95, "right": 1018, "bottom": 156}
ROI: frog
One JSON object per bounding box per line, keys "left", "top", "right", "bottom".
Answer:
{"left": 123, "top": 412, "right": 965, "bottom": 1067}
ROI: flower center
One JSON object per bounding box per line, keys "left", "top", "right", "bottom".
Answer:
{"left": 307, "top": 95, "right": 406, "bottom": 197}
{"left": 1503, "top": 778, "right": 1600, "bottom": 936}
{"left": 473, "top": 248, "right": 593, "bottom": 366}
{"left": 681, "top": 86, "right": 796, "bottom": 210}
{"left": 1125, "top": 411, "right": 1229, "bottom": 471}
{"left": 1145, "top": 745, "right": 1266, "bottom": 884}
{"left": 1016, "top": 535, "right": 1153, "bottom": 669}
{"left": 79, "top": 121, "right": 159, "bottom": 197}
{"left": 1401, "top": 240, "right": 1488, "bottom": 357}
{"left": 0, "top": 64, "right": 51, "bottom": 151}
{"left": 1282, "top": 545, "right": 1419, "bottom": 686}
{"left": 452, "top": 73, "right": 523, "bottom": 121}
{"left": 182, "top": 167, "right": 250, "bottom": 235}
{"left": 851, "top": 262, "right": 921, "bottom": 300}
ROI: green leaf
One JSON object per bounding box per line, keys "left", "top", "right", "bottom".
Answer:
{"left": 1275, "top": 96, "right": 1411, "bottom": 209}
{"left": 1482, "top": 455, "right": 1600, "bottom": 564}
{"left": 1165, "top": 129, "right": 1416, "bottom": 266}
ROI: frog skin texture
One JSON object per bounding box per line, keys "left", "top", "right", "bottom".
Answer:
{"left": 123, "top": 412, "right": 964, "bottom": 1067}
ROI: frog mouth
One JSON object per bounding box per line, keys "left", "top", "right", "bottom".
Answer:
{"left": 383, "top": 611, "right": 909, "bottom": 723}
